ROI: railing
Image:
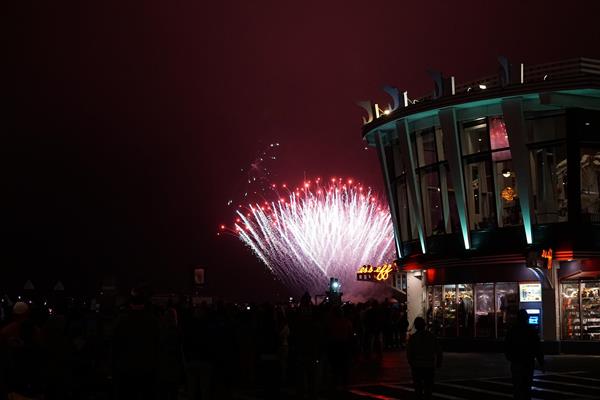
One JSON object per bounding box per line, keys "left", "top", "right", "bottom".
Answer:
{"left": 365, "top": 58, "right": 600, "bottom": 125}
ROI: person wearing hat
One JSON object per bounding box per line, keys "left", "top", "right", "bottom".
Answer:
{"left": 1, "top": 301, "right": 44, "bottom": 399}
{"left": 0, "top": 302, "right": 31, "bottom": 345}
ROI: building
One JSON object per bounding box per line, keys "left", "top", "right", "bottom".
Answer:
{"left": 361, "top": 58, "right": 600, "bottom": 351}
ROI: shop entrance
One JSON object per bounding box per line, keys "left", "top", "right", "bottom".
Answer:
{"left": 426, "top": 282, "right": 521, "bottom": 338}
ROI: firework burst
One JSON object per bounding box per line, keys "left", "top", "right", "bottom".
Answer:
{"left": 226, "top": 179, "right": 395, "bottom": 298}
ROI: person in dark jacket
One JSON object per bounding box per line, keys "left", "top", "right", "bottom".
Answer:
{"left": 406, "top": 317, "right": 442, "bottom": 400}
{"left": 112, "top": 292, "right": 161, "bottom": 400}
{"left": 505, "top": 309, "right": 545, "bottom": 400}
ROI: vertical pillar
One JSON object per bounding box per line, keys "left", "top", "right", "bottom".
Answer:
{"left": 407, "top": 271, "right": 425, "bottom": 330}
{"left": 501, "top": 98, "right": 535, "bottom": 244}
{"left": 375, "top": 130, "right": 403, "bottom": 259}
{"left": 396, "top": 119, "right": 427, "bottom": 254}
{"left": 439, "top": 108, "right": 471, "bottom": 249}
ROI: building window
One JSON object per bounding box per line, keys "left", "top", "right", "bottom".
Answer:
{"left": 495, "top": 283, "right": 518, "bottom": 338}
{"left": 444, "top": 165, "right": 460, "bottom": 233}
{"left": 464, "top": 158, "right": 496, "bottom": 230}
{"left": 415, "top": 129, "right": 437, "bottom": 167}
{"left": 526, "top": 114, "right": 566, "bottom": 143}
{"left": 458, "top": 284, "right": 474, "bottom": 337}
{"left": 427, "top": 285, "right": 444, "bottom": 336}
{"left": 443, "top": 284, "right": 458, "bottom": 337}
{"left": 561, "top": 281, "right": 600, "bottom": 341}
{"left": 581, "top": 281, "right": 600, "bottom": 340}
{"left": 580, "top": 148, "right": 600, "bottom": 223}
{"left": 395, "top": 176, "right": 415, "bottom": 241}
{"left": 494, "top": 160, "right": 522, "bottom": 227}
{"left": 435, "top": 127, "right": 446, "bottom": 162}
{"left": 475, "top": 283, "right": 494, "bottom": 338}
{"left": 530, "top": 145, "right": 568, "bottom": 223}
{"left": 420, "top": 168, "right": 444, "bottom": 236}
{"left": 461, "top": 119, "right": 490, "bottom": 155}
{"left": 489, "top": 117, "right": 512, "bottom": 161}
{"left": 561, "top": 282, "right": 580, "bottom": 340}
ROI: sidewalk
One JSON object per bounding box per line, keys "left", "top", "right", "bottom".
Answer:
{"left": 351, "top": 349, "right": 600, "bottom": 384}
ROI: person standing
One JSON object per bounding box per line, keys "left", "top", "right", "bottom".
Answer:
{"left": 112, "top": 291, "right": 161, "bottom": 400}
{"left": 406, "top": 317, "right": 442, "bottom": 400}
{"left": 505, "top": 309, "right": 544, "bottom": 400}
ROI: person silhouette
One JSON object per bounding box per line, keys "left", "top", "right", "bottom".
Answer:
{"left": 406, "top": 317, "right": 442, "bottom": 400}
{"left": 505, "top": 309, "right": 544, "bottom": 400}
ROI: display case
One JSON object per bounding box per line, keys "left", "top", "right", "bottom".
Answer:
{"left": 458, "top": 284, "right": 474, "bottom": 336}
{"left": 561, "top": 282, "right": 580, "bottom": 339}
{"left": 443, "top": 284, "right": 458, "bottom": 336}
{"left": 475, "top": 283, "right": 494, "bottom": 337}
{"left": 581, "top": 281, "right": 600, "bottom": 340}
{"left": 561, "top": 281, "right": 600, "bottom": 341}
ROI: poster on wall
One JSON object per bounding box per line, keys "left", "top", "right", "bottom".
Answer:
{"left": 519, "top": 283, "right": 542, "bottom": 302}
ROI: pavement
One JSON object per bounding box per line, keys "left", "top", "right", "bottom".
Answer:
{"left": 234, "top": 350, "right": 600, "bottom": 400}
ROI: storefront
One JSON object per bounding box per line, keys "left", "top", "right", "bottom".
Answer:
{"left": 360, "top": 57, "right": 600, "bottom": 350}
{"left": 561, "top": 281, "right": 600, "bottom": 340}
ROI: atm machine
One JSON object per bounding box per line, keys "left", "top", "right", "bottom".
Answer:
{"left": 519, "top": 282, "right": 543, "bottom": 333}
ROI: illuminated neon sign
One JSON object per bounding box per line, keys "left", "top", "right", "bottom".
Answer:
{"left": 541, "top": 248, "right": 553, "bottom": 270}
{"left": 356, "top": 263, "right": 395, "bottom": 282}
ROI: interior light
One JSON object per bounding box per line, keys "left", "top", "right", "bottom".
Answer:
{"left": 502, "top": 168, "right": 512, "bottom": 178}
{"left": 479, "top": 84, "right": 487, "bottom": 89}
{"left": 383, "top": 109, "right": 391, "bottom": 115}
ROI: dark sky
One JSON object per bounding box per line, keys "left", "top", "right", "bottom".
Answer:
{"left": 6, "top": 1, "right": 600, "bottom": 299}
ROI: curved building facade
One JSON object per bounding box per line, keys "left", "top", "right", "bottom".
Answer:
{"left": 362, "top": 58, "right": 600, "bottom": 348}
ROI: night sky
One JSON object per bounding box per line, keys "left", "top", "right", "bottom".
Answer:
{"left": 6, "top": 1, "right": 600, "bottom": 299}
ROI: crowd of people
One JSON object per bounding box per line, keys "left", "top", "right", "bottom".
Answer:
{"left": 0, "top": 291, "right": 410, "bottom": 400}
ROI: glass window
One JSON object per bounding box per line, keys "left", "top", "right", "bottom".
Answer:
{"left": 392, "top": 145, "right": 406, "bottom": 177}
{"left": 458, "top": 284, "right": 474, "bottom": 337}
{"left": 395, "top": 177, "right": 414, "bottom": 241}
{"left": 561, "top": 282, "right": 581, "bottom": 340}
{"left": 496, "top": 283, "right": 518, "bottom": 338}
{"left": 465, "top": 158, "right": 496, "bottom": 230}
{"left": 475, "top": 283, "right": 494, "bottom": 338}
{"left": 461, "top": 119, "right": 490, "bottom": 155}
{"left": 435, "top": 127, "right": 445, "bottom": 162}
{"left": 581, "top": 281, "right": 600, "bottom": 340}
{"left": 443, "top": 284, "right": 457, "bottom": 337}
{"left": 415, "top": 129, "right": 437, "bottom": 167}
{"left": 526, "top": 114, "right": 566, "bottom": 143}
{"left": 580, "top": 148, "right": 600, "bottom": 223}
{"left": 530, "top": 145, "right": 568, "bottom": 223}
{"left": 420, "top": 169, "right": 444, "bottom": 236}
{"left": 489, "top": 117, "right": 512, "bottom": 161}
{"left": 428, "top": 285, "right": 443, "bottom": 336}
{"left": 444, "top": 165, "right": 460, "bottom": 233}
{"left": 494, "top": 160, "right": 522, "bottom": 227}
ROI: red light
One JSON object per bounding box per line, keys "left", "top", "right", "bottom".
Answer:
{"left": 220, "top": 225, "right": 226, "bottom": 230}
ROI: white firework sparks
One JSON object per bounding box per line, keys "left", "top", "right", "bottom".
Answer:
{"left": 233, "top": 180, "right": 395, "bottom": 298}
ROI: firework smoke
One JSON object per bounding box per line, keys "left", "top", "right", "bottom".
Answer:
{"left": 231, "top": 179, "right": 395, "bottom": 299}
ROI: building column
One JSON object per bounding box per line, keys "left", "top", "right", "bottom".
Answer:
{"left": 396, "top": 119, "right": 427, "bottom": 254}
{"left": 375, "top": 130, "right": 404, "bottom": 259}
{"left": 439, "top": 108, "right": 471, "bottom": 249}
{"left": 501, "top": 98, "right": 535, "bottom": 245}
{"left": 407, "top": 270, "right": 425, "bottom": 330}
